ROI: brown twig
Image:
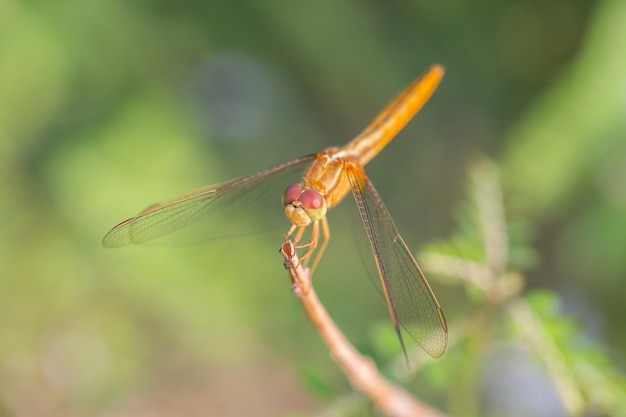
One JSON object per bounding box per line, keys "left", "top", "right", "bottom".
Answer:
{"left": 280, "top": 241, "right": 447, "bottom": 417}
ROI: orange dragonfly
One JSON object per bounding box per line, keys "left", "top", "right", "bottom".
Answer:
{"left": 103, "top": 65, "right": 448, "bottom": 358}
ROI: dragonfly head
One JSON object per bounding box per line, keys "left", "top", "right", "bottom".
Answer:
{"left": 283, "top": 183, "right": 327, "bottom": 226}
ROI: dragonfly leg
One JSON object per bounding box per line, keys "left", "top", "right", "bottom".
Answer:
{"left": 308, "top": 216, "right": 330, "bottom": 273}
{"left": 296, "top": 221, "right": 318, "bottom": 266}
{"left": 284, "top": 223, "right": 316, "bottom": 265}
{"left": 283, "top": 218, "right": 329, "bottom": 273}
{"left": 284, "top": 223, "right": 298, "bottom": 243}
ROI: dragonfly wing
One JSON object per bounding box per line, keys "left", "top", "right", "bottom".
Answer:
{"left": 346, "top": 165, "right": 448, "bottom": 358}
{"left": 103, "top": 155, "right": 316, "bottom": 248}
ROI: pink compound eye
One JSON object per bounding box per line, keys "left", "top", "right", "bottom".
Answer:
{"left": 283, "top": 183, "right": 302, "bottom": 205}
{"left": 300, "top": 189, "right": 324, "bottom": 210}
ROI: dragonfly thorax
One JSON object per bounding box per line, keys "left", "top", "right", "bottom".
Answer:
{"left": 283, "top": 183, "right": 327, "bottom": 227}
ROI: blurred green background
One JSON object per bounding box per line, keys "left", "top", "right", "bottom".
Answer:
{"left": 1, "top": 1, "right": 625, "bottom": 416}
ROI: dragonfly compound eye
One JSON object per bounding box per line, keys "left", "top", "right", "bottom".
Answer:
{"left": 300, "top": 189, "right": 327, "bottom": 221}
{"left": 283, "top": 183, "right": 302, "bottom": 205}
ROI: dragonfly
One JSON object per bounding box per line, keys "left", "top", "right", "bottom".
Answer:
{"left": 103, "top": 65, "right": 448, "bottom": 358}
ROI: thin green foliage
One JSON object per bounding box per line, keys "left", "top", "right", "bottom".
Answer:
{"left": 409, "top": 158, "right": 626, "bottom": 417}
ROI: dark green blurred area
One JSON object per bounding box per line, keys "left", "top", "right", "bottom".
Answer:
{"left": 1, "top": 1, "right": 625, "bottom": 416}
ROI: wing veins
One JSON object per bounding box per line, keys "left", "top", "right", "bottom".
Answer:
{"left": 103, "top": 155, "right": 315, "bottom": 248}
{"left": 347, "top": 167, "right": 447, "bottom": 358}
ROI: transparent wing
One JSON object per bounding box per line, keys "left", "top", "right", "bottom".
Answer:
{"left": 103, "top": 155, "right": 316, "bottom": 248}
{"left": 346, "top": 164, "right": 448, "bottom": 358}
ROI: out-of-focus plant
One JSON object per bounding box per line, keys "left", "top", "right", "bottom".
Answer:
{"left": 419, "top": 159, "right": 625, "bottom": 417}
